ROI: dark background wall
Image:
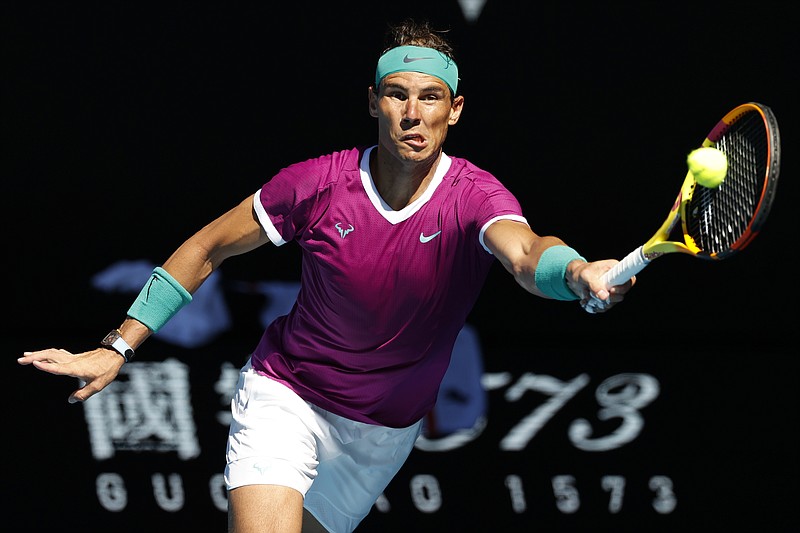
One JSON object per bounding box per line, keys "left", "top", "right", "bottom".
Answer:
{"left": 4, "top": 2, "right": 797, "bottom": 531}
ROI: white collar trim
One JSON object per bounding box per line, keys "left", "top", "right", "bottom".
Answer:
{"left": 359, "top": 146, "right": 452, "bottom": 224}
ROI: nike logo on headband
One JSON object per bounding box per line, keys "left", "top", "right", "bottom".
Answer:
{"left": 403, "top": 54, "right": 434, "bottom": 63}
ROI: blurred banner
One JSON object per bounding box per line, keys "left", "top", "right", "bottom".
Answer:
{"left": 8, "top": 263, "right": 790, "bottom": 532}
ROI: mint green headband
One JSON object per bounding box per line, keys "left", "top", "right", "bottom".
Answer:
{"left": 375, "top": 45, "right": 459, "bottom": 95}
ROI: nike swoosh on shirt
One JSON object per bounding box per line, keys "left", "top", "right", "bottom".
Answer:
{"left": 419, "top": 231, "right": 442, "bottom": 243}
{"left": 403, "top": 54, "right": 434, "bottom": 63}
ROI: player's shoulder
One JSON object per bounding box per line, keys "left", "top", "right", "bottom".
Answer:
{"left": 276, "top": 147, "right": 364, "bottom": 193}
{"left": 288, "top": 146, "right": 363, "bottom": 174}
{"left": 445, "top": 154, "right": 506, "bottom": 190}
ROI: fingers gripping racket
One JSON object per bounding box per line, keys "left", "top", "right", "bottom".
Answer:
{"left": 583, "top": 102, "right": 781, "bottom": 313}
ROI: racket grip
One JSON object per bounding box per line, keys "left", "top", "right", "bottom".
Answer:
{"left": 582, "top": 246, "right": 649, "bottom": 314}
{"left": 601, "top": 245, "right": 650, "bottom": 286}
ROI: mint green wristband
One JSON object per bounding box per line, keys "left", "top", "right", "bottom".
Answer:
{"left": 127, "top": 267, "right": 192, "bottom": 332}
{"left": 534, "top": 246, "right": 586, "bottom": 301}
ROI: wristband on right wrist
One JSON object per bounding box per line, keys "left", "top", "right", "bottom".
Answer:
{"left": 534, "top": 245, "right": 586, "bottom": 301}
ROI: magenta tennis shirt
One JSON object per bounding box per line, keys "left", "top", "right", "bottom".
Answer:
{"left": 251, "top": 146, "right": 527, "bottom": 427}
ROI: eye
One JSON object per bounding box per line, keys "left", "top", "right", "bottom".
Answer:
{"left": 385, "top": 89, "right": 407, "bottom": 101}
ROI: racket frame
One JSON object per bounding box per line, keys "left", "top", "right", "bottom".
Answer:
{"left": 582, "top": 102, "right": 779, "bottom": 312}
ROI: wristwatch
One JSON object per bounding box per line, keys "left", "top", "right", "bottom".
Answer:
{"left": 101, "top": 329, "right": 135, "bottom": 363}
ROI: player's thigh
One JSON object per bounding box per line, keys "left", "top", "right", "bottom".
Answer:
{"left": 228, "top": 484, "right": 304, "bottom": 533}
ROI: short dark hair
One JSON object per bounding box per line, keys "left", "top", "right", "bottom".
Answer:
{"left": 381, "top": 19, "right": 456, "bottom": 62}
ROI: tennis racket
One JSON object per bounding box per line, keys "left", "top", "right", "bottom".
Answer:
{"left": 583, "top": 101, "right": 781, "bottom": 313}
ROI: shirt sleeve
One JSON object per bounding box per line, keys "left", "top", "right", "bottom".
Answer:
{"left": 468, "top": 171, "right": 528, "bottom": 254}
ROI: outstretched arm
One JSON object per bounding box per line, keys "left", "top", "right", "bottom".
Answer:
{"left": 18, "top": 194, "right": 270, "bottom": 403}
{"left": 483, "top": 219, "right": 634, "bottom": 310}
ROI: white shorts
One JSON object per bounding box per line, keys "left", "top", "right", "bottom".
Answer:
{"left": 225, "top": 360, "right": 423, "bottom": 533}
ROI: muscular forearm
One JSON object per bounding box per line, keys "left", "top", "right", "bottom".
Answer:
{"left": 491, "top": 229, "right": 570, "bottom": 297}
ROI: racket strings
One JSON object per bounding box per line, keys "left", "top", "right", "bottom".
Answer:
{"left": 686, "top": 112, "right": 768, "bottom": 257}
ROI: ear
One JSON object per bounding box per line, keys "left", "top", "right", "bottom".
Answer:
{"left": 448, "top": 95, "right": 465, "bottom": 126}
{"left": 368, "top": 86, "right": 379, "bottom": 118}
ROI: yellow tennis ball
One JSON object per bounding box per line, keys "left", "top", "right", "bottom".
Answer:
{"left": 687, "top": 147, "right": 728, "bottom": 188}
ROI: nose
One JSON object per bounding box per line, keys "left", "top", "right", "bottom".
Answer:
{"left": 401, "top": 97, "right": 421, "bottom": 126}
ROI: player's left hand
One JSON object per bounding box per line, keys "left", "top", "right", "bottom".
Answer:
{"left": 18, "top": 347, "right": 125, "bottom": 403}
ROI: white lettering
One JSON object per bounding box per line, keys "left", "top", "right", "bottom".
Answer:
{"left": 410, "top": 474, "right": 442, "bottom": 513}
{"left": 601, "top": 475, "right": 626, "bottom": 513}
{"left": 152, "top": 473, "right": 184, "bottom": 512}
{"left": 83, "top": 359, "right": 200, "bottom": 460}
{"left": 96, "top": 472, "right": 127, "bottom": 512}
{"left": 569, "top": 373, "right": 660, "bottom": 452}
{"left": 552, "top": 475, "right": 580, "bottom": 514}
{"left": 504, "top": 474, "right": 527, "bottom": 513}
{"left": 500, "top": 373, "right": 590, "bottom": 450}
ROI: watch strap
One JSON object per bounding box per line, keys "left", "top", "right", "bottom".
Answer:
{"left": 102, "top": 330, "right": 135, "bottom": 363}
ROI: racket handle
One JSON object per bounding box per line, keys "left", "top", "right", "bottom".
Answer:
{"left": 582, "top": 246, "right": 649, "bottom": 314}
{"left": 602, "top": 245, "right": 650, "bottom": 286}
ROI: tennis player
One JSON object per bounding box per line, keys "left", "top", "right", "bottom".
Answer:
{"left": 18, "top": 19, "right": 633, "bottom": 533}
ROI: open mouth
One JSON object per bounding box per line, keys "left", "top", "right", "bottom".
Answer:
{"left": 401, "top": 134, "right": 427, "bottom": 148}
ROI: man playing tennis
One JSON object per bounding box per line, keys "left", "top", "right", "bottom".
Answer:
{"left": 18, "top": 19, "right": 633, "bottom": 533}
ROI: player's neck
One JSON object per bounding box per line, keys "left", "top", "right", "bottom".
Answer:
{"left": 371, "top": 146, "right": 441, "bottom": 210}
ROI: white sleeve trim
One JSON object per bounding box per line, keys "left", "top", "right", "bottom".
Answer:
{"left": 253, "top": 188, "right": 287, "bottom": 246}
{"left": 479, "top": 215, "right": 529, "bottom": 254}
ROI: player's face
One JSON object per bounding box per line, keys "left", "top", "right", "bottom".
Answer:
{"left": 370, "top": 72, "right": 463, "bottom": 165}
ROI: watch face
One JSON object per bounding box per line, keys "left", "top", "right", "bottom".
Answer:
{"left": 102, "top": 330, "right": 121, "bottom": 345}
{"left": 100, "top": 329, "right": 134, "bottom": 362}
